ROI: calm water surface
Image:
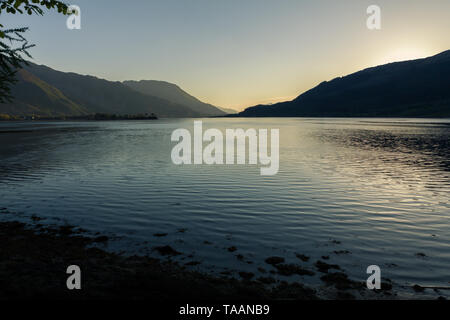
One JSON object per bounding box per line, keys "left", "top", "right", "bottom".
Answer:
{"left": 1, "top": 118, "right": 449, "bottom": 296}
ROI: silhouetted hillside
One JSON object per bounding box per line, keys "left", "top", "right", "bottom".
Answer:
{"left": 123, "top": 80, "right": 225, "bottom": 116}
{"left": 238, "top": 50, "right": 450, "bottom": 117}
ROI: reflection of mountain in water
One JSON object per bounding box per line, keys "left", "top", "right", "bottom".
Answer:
{"left": 1, "top": 119, "right": 450, "bottom": 294}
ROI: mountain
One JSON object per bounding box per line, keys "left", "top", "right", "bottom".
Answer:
{"left": 238, "top": 50, "right": 450, "bottom": 117}
{"left": 123, "top": 80, "right": 225, "bottom": 116}
{"left": 0, "top": 63, "right": 214, "bottom": 118}
{"left": 0, "top": 69, "right": 89, "bottom": 116}
{"left": 216, "top": 106, "right": 237, "bottom": 114}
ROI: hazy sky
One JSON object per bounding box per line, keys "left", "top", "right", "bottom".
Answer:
{"left": 2, "top": 0, "right": 450, "bottom": 110}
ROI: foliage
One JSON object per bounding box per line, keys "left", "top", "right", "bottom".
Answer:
{"left": 0, "top": 0, "right": 68, "bottom": 103}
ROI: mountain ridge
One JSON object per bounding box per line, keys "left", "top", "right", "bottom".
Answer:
{"left": 0, "top": 63, "right": 223, "bottom": 118}
{"left": 237, "top": 50, "right": 450, "bottom": 118}
{"left": 123, "top": 80, "right": 224, "bottom": 116}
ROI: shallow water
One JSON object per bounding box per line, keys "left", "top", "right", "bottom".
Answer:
{"left": 1, "top": 118, "right": 449, "bottom": 296}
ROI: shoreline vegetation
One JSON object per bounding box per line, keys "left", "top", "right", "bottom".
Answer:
{"left": 0, "top": 113, "right": 158, "bottom": 121}
{"left": 0, "top": 211, "right": 401, "bottom": 300}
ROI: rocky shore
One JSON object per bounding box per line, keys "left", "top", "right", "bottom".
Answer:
{"left": 0, "top": 219, "right": 319, "bottom": 300}
{"left": 0, "top": 213, "right": 403, "bottom": 300}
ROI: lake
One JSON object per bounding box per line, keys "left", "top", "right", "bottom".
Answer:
{"left": 1, "top": 118, "right": 449, "bottom": 297}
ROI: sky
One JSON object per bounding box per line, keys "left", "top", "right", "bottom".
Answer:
{"left": 2, "top": 0, "right": 450, "bottom": 110}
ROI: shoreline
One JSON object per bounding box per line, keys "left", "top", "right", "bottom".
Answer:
{"left": 0, "top": 213, "right": 401, "bottom": 300}
{"left": 0, "top": 218, "right": 316, "bottom": 300}
{"left": 0, "top": 113, "right": 158, "bottom": 122}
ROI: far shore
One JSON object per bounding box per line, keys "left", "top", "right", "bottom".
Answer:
{"left": 0, "top": 113, "right": 158, "bottom": 122}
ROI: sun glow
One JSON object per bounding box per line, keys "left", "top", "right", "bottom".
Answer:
{"left": 378, "top": 47, "right": 434, "bottom": 64}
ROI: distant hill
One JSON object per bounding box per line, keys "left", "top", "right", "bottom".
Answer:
{"left": 238, "top": 50, "right": 450, "bottom": 117}
{"left": 216, "top": 106, "right": 238, "bottom": 114}
{"left": 123, "top": 80, "right": 225, "bottom": 116}
{"left": 0, "top": 63, "right": 217, "bottom": 118}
